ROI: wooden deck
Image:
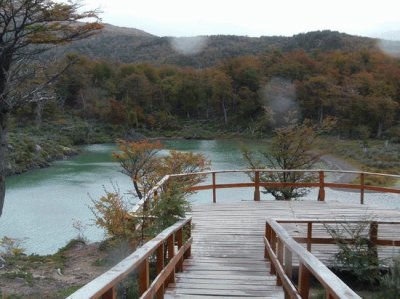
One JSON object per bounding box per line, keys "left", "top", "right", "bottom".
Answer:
{"left": 164, "top": 200, "right": 400, "bottom": 298}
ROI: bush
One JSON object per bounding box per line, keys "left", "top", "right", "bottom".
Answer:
{"left": 324, "top": 219, "right": 380, "bottom": 287}
{"left": 379, "top": 255, "right": 400, "bottom": 299}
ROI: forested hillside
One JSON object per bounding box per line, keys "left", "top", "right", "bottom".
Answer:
{"left": 20, "top": 45, "right": 400, "bottom": 142}
{"left": 57, "top": 26, "right": 384, "bottom": 67}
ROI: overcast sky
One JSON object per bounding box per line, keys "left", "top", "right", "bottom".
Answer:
{"left": 82, "top": 0, "right": 400, "bottom": 38}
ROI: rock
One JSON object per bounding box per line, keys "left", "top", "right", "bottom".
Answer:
{"left": 35, "top": 144, "right": 42, "bottom": 152}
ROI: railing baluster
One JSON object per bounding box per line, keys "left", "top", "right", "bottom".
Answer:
{"left": 369, "top": 221, "right": 379, "bottom": 273}
{"left": 176, "top": 228, "right": 183, "bottom": 272}
{"left": 212, "top": 172, "right": 216, "bottom": 203}
{"left": 284, "top": 246, "right": 292, "bottom": 280}
{"left": 254, "top": 170, "right": 260, "bottom": 201}
{"left": 167, "top": 234, "right": 175, "bottom": 284}
{"left": 138, "top": 258, "right": 150, "bottom": 296}
{"left": 156, "top": 244, "right": 165, "bottom": 299}
{"left": 270, "top": 231, "right": 277, "bottom": 275}
{"left": 265, "top": 223, "right": 271, "bottom": 258}
{"left": 318, "top": 171, "right": 325, "bottom": 201}
{"left": 184, "top": 220, "right": 192, "bottom": 258}
{"left": 360, "top": 173, "right": 365, "bottom": 204}
{"left": 307, "top": 222, "right": 312, "bottom": 252}
{"left": 326, "top": 290, "right": 335, "bottom": 299}
{"left": 277, "top": 239, "right": 284, "bottom": 286}
{"left": 298, "top": 263, "right": 310, "bottom": 299}
{"left": 102, "top": 287, "right": 116, "bottom": 299}
{"left": 284, "top": 246, "right": 292, "bottom": 299}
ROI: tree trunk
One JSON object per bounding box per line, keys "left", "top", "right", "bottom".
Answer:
{"left": 35, "top": 101, "right": 44, "bottom": 127}
{"left": 376, "top": 121, "right": 383, "bottom": 139}
{"left": 0, "top": 109, "right": 8, "bottom": 217}
{"left": 222, "top": 99, "right": 228, "bottom": 125}
{"left": 318, "top": 103, "right": 324, "bottom": 125}
{"left": 133, "top": 177, "right": 143, "bottom": 200}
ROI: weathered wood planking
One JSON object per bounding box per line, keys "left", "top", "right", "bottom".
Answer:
{"left": 165, "top": 200, "right": 400, "bottom": 298}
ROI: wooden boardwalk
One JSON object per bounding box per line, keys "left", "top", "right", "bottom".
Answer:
{"left": 165, "top": 200, "right": 400, "bottom": 298}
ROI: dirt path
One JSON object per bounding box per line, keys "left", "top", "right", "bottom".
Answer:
{"left": 320, "top": 154, "right": 359, "bottom": 183}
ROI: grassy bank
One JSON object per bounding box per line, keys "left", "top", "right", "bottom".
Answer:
{"left": 7, "top": 116, "right": 400, "bottom": 185}
{"left": 316, "top": 136, "right": 400, "bottom": 186}
{"left": 6, "top": 116, "right": 122, "bottom": 176}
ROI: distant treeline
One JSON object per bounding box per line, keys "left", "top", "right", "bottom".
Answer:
{"left": 18, "top": 48, "right": 400, "bottom": 140}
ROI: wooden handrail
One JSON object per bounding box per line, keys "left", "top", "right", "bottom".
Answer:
{"left": 275, "top": 219, "right": 400, "bottom": 248}
{"left": 135, "top": 169, "right": 400, "bottom": 210}
{"left": 265, "top": 218, "right": 400, "bottom": 298}
{"left": 265, "top": 219, "right": 362, "bottom": 299}
{"left": 67, "top": 217, "right": 192, "bottom": 299}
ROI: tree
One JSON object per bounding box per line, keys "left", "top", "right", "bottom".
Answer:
{"left": 106, "top": 139, "right": 210, "bottom": 244}
{"left": 0, "top": 0, "right": 101, "bottom": 216}
{"left": 113, "top": 139, "right": 210, "bottom": 200}
{"left": 242, "top": 118, "right": 335, "bottom": 200}
{"left": 113, "top": 139, "right": 163, "bottom": 200}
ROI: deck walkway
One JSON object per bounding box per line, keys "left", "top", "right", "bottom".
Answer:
{"left": 165, "top": 200, "right": 400, "bottom": 298}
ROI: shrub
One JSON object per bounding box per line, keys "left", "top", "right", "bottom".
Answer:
{"left": 324, "top": 219, "right": 380, "bottom": 286}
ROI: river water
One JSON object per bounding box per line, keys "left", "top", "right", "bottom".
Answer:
{"left": 0, "top": 140, "right": 399, "bottom": 255}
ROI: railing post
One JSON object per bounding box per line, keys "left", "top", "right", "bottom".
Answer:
{"left": 284, "top": 247, "right": 293, "bottom": 299}
{"left": 156, "top": 244, "right": 165, "bottom": 299}
{"left": 184, "top": 219, "right": 192, "bottom": 258}
{"left": 176, "top": 228, "right": 183, "bottom": 272}
{"left": 307, "top": 222, "right": 312, "bottom": 252}
{"left": 138, "top": 258, "right": 150, "bottom": 296}
{"left": 167, "top": 234, "right": 175, "bottom": 284}
{"left": 298, "top": 263, "right": 310, "bottom": 299}
{"left": 360, "top": 173, "right": 365, "bottom": 204}
{"left": 369, "top": 221, "right": 379, "bottom": 275}
{"left": 254, "top": 171, "right": 260, "bottom": 201}
{"left": 318, "top": 171, "right": 325, "bottom": 201}
{"left": 212, "top": 172, "right": 216, "bottom": 203}
{"left": 265, "top": 223, "right": 271, "bottom": 259}
{"left": 102, "top": 287, "right": 116, "bottom": 299}
{"left": 326, "top": 290, "right": 335, "bottom": 299}
{"left": 270, "top": 231, "right": 277, "bottom": 275}
{"left": 276, "top": 239, "right": 284, "bottom": 286}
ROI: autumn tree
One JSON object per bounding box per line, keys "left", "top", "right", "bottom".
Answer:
{"left": 0, "top": 0, "right": 101, "bottom": 216}
{"left": 243, "top": 118, "right": 335, "bottom": 200}
{"left": 108, "top": 139, "right": 210, "bottom": 243}
{"left": 113, "top": 139, "right": 163, "bottom": 200}
{"left": 113, "top": 139, "right": 210, "bottom": 200}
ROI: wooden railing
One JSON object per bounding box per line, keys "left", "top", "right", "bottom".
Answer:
{"left": 67, "top": 217, "right": 192, "bottom": 299}
{"left": 264, "top": 219, "right": 400, "bottom": 299}
{"left": 68, "top": 170, "right": 399, "bottom": 299}
{"left": 139, "top": 169, "right": 400, "bottom": 207}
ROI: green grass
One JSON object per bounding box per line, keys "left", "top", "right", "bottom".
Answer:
{"left": 316, "top": 136, "right": 400, "bottom": 185}
{"left": 55, "top": 286, "right": 83, "bottom": 298}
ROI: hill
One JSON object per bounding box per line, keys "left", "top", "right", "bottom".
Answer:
{"left": 58, "top": 25, "right": 387, "bottom": 67}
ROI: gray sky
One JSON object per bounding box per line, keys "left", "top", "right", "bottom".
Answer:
{"left": 82, "top": 0, "right": 400, "bottom": 38}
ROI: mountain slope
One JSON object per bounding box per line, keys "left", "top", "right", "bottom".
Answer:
{"left": 59, "top": 25, "right": 394, "bottom": 67}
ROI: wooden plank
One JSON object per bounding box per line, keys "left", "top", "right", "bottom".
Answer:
{"left": 165, "top": 287, "right": 284, "bottom": 296}
{"left": 164, "top": 294, "right": 283, "bottom": 299}
{"left": 174, "top": 277, "right": 278, "bottom": 285}
{"left": 166, "top": 200, "right": 400, "bottom": 299}
{"left": 169, "top": 282, "right": 279, "bottom": 291}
